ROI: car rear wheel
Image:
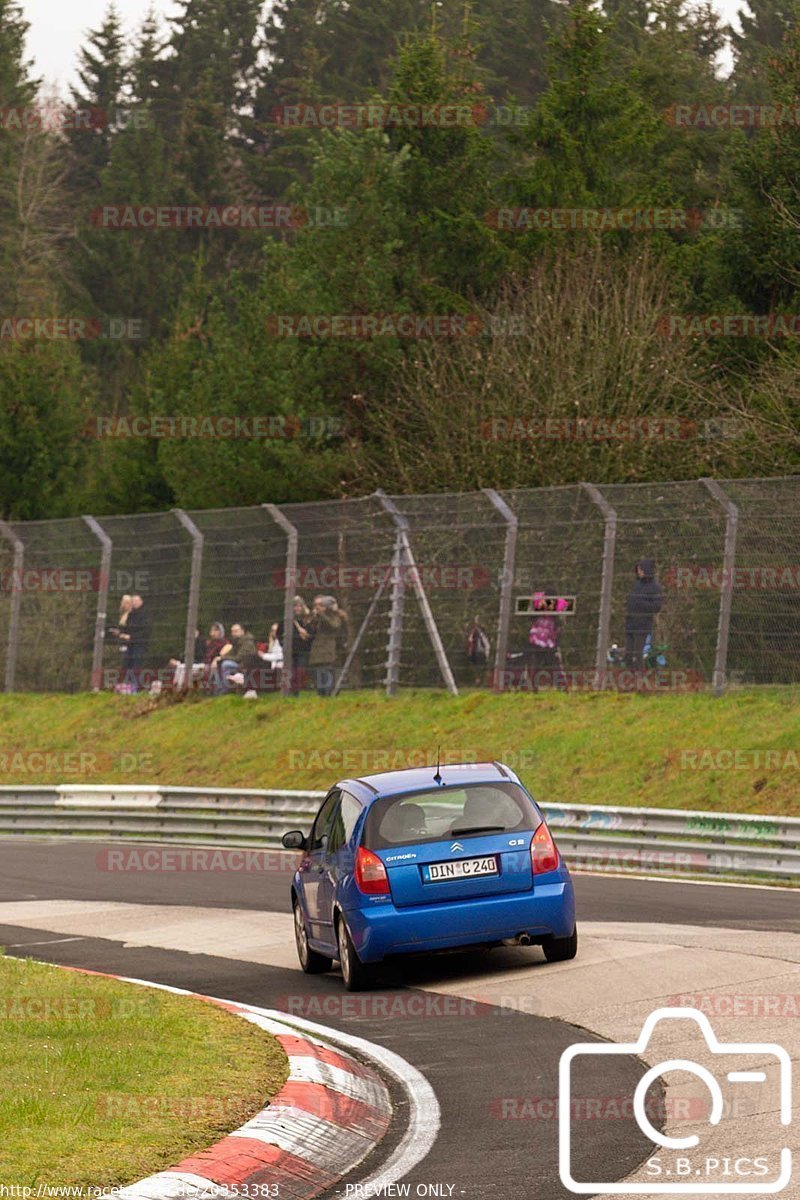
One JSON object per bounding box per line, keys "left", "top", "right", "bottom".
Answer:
{"left": 542, "top": 925, "right": 578, "bottom": 963}
{"left": 336, "top": 915, "right": 376, "bottom": 992}
{"left": 293, "top": 898, "right": 332, "bottom": 974}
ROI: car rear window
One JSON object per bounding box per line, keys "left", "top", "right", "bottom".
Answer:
{"left": 363, "top": 782, "right": 539, "bottom": 850}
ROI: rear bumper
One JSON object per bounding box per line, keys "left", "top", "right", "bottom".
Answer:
{"left": 343, "top": 878, "right": 575, "bottom": 963}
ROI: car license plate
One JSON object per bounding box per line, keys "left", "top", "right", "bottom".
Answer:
{"left": 422, "top": 856, "right": 498, "bottom": 883}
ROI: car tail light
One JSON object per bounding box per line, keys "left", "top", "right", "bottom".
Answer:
{"left": 531, "top": 821, "right": 559, "bottom": 875}
{"left": 355, "top": 846, "right": 390, "bottom": 895}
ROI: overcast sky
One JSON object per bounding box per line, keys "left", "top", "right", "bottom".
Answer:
{"left": 24, "top": 0, "right": 742, "bottom": 93}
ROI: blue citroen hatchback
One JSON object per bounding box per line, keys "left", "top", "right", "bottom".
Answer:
{"left": 282, "top": 762, "right": 577, "bottom": 990}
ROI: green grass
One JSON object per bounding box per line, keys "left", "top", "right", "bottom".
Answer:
{"left": 0, "top": 688, "right": 798, "bottom": 816}
{"left": 0, "top": 953, "right": 288, "bottom": 1189}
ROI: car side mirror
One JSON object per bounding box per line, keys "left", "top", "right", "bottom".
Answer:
{"left": 282, "top": 830, "right": 307, "bottom": 850}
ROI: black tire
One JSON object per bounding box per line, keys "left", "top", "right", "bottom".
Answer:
{"left": 336, "top": 914, "right": 376, "bottom": 992}
{"left": 542, "top": 925, "right": 578, "bottom": 963}
{"left": 293, "top": 897, "right": 332, "bottom": 974}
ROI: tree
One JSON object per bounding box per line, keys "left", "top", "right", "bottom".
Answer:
{"left": 0, "top": 340, "right": 90, "bottom": 520}
{"left": 723, "top": 24, "right": 800, "bottom": 312}
{"left": 730, "top": 0, "right": 800, "bottom": 100}
{"left": 67, "top": 5, "right": 127, "bottom": 195}
{"left": 354, "top": 250, "right": 732, "bottom": 493}
{"left": 502, "top": 0, "right": 665, "bottom": 252}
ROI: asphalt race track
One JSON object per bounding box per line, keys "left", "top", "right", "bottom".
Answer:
{"left": 1, "top": 838, "right": 799, "bottom": 930}
{"left": 1, "top": 838, "right": 798, "bottom": 1199}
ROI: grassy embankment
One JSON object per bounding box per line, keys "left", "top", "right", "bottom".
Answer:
{"left": 0, "top": 688, "right": 797, "bottom": 815}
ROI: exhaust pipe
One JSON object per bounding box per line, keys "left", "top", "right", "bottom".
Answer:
{"left": 502, "top": 932, "right": 532, "bottom": 946}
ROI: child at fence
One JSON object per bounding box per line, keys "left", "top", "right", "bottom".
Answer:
{"left": 526, "top": 590, "right": 568, "bottom": 689}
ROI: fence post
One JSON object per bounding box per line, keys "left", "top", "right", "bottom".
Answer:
{"left": 701, "top": 478, "right": 739, "bottom": 695}
{"left": 383, "top": 533, "right": 406, "bottom": 696}
{"left": 333, "top": 568, "right": 390, "bottom": 696}
{"left": 580, "top": 483, "right": 617, "bottom": 673}
{"left": 82, "top": 515, "right": 112, "bottom": 691}
{"left": 264, "top": 504, "right": 297, "bottom": 697}
{"left": 0, "top": 520, "right": 23, "bottom": 692}
{"left": 376, "top": 490, "right": 458, "bottom": 695}
{"left": 482, "top": 488, "right": 517, "bottom": 688}
{"left": 173, "top": 510, "right": 204, "bottom": 690}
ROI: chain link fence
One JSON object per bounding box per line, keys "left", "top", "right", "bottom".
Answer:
{"left": 0, "top": 475, "right": 798, "bottom": 695}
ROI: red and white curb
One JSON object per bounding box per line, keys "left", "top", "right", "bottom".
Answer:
{"left": 47, "top": 965, "right": 439, "bottom": 1200}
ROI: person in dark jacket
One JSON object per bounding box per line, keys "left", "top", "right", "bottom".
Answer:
{"left": 625, "top": 559, "right": 663, "bottom": 669}
{"left": 119, "top": 593, "right": 150, "bottom": 691}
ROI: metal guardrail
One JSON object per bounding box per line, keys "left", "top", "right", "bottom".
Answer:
{"left": 0, "top": 786, "right": 797, "bottom": 883}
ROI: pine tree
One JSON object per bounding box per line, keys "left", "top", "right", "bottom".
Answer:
{"left": 67, "top": 5, "right": 127, "bottom": 195}
{"left": 730, "top": 0, "right": 800, "bottom": 100}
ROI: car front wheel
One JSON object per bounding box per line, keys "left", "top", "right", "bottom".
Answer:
{"left": 336, "top": 915, "right": 376, "bottom": 991}
{"left": 294, "top": 898, "right": 332, "bottom": 974}
{"left": 542, "top": 925, "right": 578, "bottom": 963}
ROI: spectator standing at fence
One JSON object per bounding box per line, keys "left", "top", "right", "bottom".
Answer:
{"left": 527, "top": 590, "right": 566, "bottom": 686}
{"left": 107, "top": 595, "right": 133, "bottom": 691}
{"left": 119, "top": 593, "right": 150, "bottom": 691}
{"left": 625, "top": 559, "right": 663, "bottom": 670}
{"left": 277, "top": 595, "right": 313, "bottom": 694}
{"left": 107, "top": 595, "right": 132, "bottom": 651}
{"left": 308, "top": 595, "right": 346, "bottom": 697}
{"left": 467, "top": 615, "right": 491, "bottom": 684}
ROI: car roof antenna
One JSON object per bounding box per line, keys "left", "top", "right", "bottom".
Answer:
{"left": 433, "top": 746, "right": 442, "bottom": 786}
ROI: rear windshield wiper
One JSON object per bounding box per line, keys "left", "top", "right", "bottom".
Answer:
{"left": 449, "top": 824, "right": 507, "bottom": 835}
